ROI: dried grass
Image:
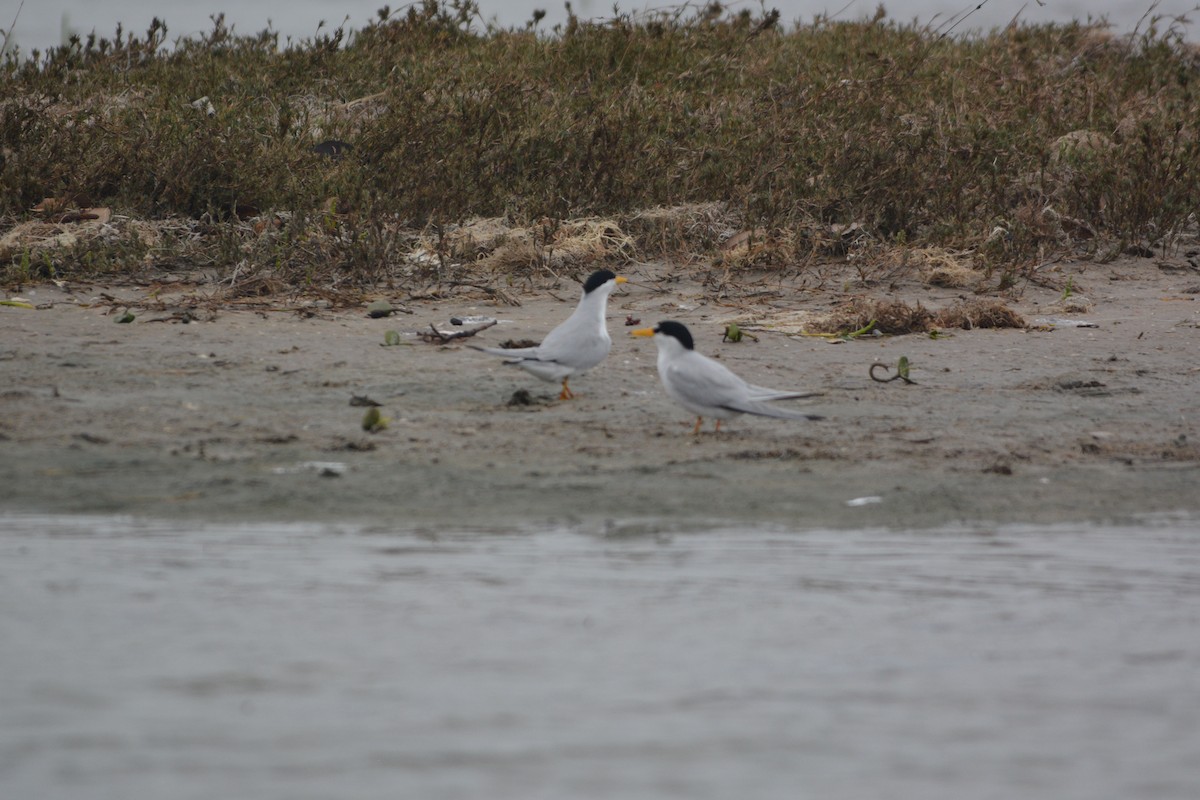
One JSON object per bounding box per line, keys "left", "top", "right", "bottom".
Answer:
{"left": 716, "top": 228, "right": 804, "bottom": 270}
{"left": 0, "top": 221, "right": 79, "bottom": 259}
{"left": 551, "top": 219, "right": 635, "bottom": 267}
{"left": 621, "top": 203, "right": 738, "bottom": 259}
{"left": 910, "top": 246, "right": 980, "bottom": 288}
{"left": 1049, "top": 130, "right": 1116, "bottom": 168}
{"left": 0, "top": 212, "right": 149, "bottom": 261}
{"left": 789, "top": 296, "right": 1025, "bottom": 335}
{"left": 436, "top": 217, "right": 517, "bottom": 261}
{"left": 934, "top": 298, "right": 1026, "bottom": 330}
{"left": 1051, "top": 295, "right": 1095, "bottom": 313}
{"left": 414, "top": 216, "right": 635, "bottom": 276}
{"left": 807, "top": 298, "right": 935, "bottom": 335}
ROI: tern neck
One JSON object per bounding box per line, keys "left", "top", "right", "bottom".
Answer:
{"left": 573, "top": 285, "right": 610, "bottom": 327}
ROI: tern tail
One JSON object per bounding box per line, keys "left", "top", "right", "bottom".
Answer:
{"left": 723, "top": 401, "right": 823, "bottom": 421}
{"left": 469, "top": 344, "right": 541, "bottom": 360}
{"left": 745, "top": 386, "right": 824, "bottom": 402}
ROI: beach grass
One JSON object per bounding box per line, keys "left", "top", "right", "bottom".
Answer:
{"left": 1, "top": 1, "right": 1197, "bottom": 290}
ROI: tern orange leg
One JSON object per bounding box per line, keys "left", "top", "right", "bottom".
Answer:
{"left": 692, "top": 416, "right": 704, "bottom": 435}
{"left": 559, "top": 378, "right": 575, "bottom": 400}
{"left": 714, "top": 420, "right": 723, "bottom": 433}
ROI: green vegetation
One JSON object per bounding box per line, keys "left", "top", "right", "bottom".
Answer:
{"left": 1, "top": 1, "right": 1197, "bottom": 289}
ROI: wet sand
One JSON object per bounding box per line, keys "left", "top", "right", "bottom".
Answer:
{"left": 2, "top": 257, "right": 1198, "bottom": 528}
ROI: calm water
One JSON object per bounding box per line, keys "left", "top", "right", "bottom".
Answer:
{"left": 2, "top": 513, "right": 1199, "bottom": 799}
{"left": 9, "top": 0, "right": 1198, "bottom": 53}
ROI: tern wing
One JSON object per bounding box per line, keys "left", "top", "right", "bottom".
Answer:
{"left": 666, "top": 354, "right": 823, "bottom": 420}
{"left": 663, "top": 352, "right": 754, "bottom": 410}
{"left": 536, "top": 314, "right": 601, "bottom": 360}
{"left": 530, "top": 315, "right": 611, "bottom": 372}
{"left": 744, "top": 384, "right": 823, "bottom": 402}
{"left": 722, "top": 398, "right": 824, "bottom": 421}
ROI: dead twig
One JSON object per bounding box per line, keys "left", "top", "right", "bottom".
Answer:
{"left": 419, "top": 320, "right": 497, "bottom": 344}
{"left": 448, "top": 281, "right": 522, "bottom": 307}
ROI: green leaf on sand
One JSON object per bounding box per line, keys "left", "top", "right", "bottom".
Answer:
{"left": 362, "top": 407, "right": 389, "bottom": 432}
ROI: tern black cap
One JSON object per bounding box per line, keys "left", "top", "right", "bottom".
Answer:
{"left": 653, "top": 321, "right": 694, "bottom": 350}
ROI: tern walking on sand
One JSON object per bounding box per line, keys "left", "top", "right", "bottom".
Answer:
{"left": 632, "top": 320, "right": 823, "bottom": 433}
{"left": 471, "top": 269, "right": 627, "bottom": 400}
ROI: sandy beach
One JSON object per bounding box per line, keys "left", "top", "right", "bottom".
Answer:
{"left": 2, "top": 255, "right": 1198, "bottom": 529}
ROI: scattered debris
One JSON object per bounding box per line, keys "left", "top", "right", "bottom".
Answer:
{"left": 189, "top": 96, "right": 217, "bottom": 117}
{"left": 32, "top": 195, "right": 92, "bottom": 215}
{"left": 870, "top": 356, "right": 916, "bottom": 384}
{"left": 366, "top": 300, "right": 395, "bottom": 318}
{"left": 508, "top": 389, "right": 534, "bottom": 406}
{"left": 114, "top": 311, "right": 136, "bottom": 323}
{"left": 272, "top": 461, "right": 348, "bottom": 476}
{"left": 1031, "top": 317, "right": 1099, "bottom": 329}
{"left": 419, "top": 319, "right": 497, "bottom": 344}
{"left": 845, "top": 495, "right": 883, "bottom": 507}
{"left": 1056, "top": 379, "right": 1108, "bottom": 395}
{"left": 46, "top": 207, "right": 113, "bottom": 225}
{"left": 802, "top": 319, "right": 878, "bottom": 340}
{"left": 382, "top": 330, "right": 405, "bottom": 347}
{"left": 934, "top": 299, "right": 1026, "bottom": 330}
{"left": 722, "top": 322, "right": 758, "bottom": 342}
{"left": 624, "top": 315, "right": 641, "bottom": 326}
{"left": 808, "top": 299, "right": 931, "bottom": 335}
{"left": 257, "top": 434, "right": 299, "bottom": 444}
{"left": 350, "top": 395, "right": 382, "bottom": 407}
{"left": 731, "top": 295, "right": 1026, "bottom": 339}
{"left": 361, "top": 407, "right": 389, "bottom": 432}
{"left": 1050, "top": 277, "right": 1094, "bottom": 313}
{"left": 145, "top": 309, "right": 204, "bottom": 324}
{"left": 1054, "top": 295, "right": 1095, "bottom": 313}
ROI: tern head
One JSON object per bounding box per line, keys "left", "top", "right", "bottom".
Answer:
{"left": 583, "top": 269, "right": 627, "bottom": 294}
{"left": 631, "top": 320, "right": 694, "bottom": 350}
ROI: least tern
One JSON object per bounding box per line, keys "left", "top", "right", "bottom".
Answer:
{"left": 632, "top": 320, "right": 823, "bottom": 433}
{"left": 471, "top": 269, "right": 627, "bottom": 400}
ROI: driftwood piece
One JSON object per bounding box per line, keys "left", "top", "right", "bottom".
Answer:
{"left": 419, "top": 320, "right": 497, "bottom": 344}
